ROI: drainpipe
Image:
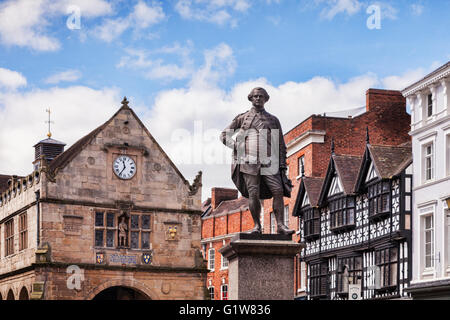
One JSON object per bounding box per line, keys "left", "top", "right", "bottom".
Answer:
{"left": 35, "top": 191, "right": 40, "bottom": 247}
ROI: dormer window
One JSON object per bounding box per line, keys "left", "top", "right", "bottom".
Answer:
{"left": 302, "top": 207, "right": 320, "bottom": 240}
{"left": 368, "top": 181, "right": 391, "bottom": 220}
{"left": 329, "top": 196, "right": 355, "bottom": 232}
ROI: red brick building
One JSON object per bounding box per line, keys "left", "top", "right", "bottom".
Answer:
{"left": 202, "top": 88, "right": 411, "bottom": 299}
{"left": 201, "top": 188, "right": 253, "bottom": 300}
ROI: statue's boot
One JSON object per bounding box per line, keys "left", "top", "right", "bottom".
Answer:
{"left": 245, "top": 225, "right": 262, "bottom": 235}
{"left": 274, "top": 209, "right": 295, "bottom": 236}
{"left": 277, "top": 224, "right": 295, "bottom": 236}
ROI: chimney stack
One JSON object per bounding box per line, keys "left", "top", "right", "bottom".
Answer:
{"left": 366, "top": 89, "right": 405, "bottom": 113}
{"left": 211, "top": 188, "right": 238, "bottom": 209}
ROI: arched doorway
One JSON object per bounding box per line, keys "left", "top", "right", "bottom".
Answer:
{"left": 19, "top": 287, "right": 29, "bottom": 300}
{"left": 92, "top": 286, "right": 150, "bottom": 300}
{"left": 7, "top": 289, "right": 15, "bottom": 300}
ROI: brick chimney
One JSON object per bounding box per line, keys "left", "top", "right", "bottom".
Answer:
{"left": 366, "top": 88, "right": 406, "bottom": 112}
{"left": 211, "top": 188, "right": 238, "bottom": 209}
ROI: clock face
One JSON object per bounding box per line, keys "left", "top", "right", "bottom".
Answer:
{"left": 113, "top": 155, "right": 136, "bottom": 180}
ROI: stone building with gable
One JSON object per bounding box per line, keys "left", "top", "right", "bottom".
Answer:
{"left": 0, "top": 98, "right": 207, "bottom": 300}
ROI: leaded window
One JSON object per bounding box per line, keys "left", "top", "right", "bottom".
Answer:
{"left": 310, "top": 262, "right": 328, "bottom": 298}
{"left": 375, "top": 247, "right": 398, "bottom": 290}
{"left": 130, "top": 214, "right": 151, "bottom": 249}
{"left": 5, "top": 219, "right": 14, "bottom": 256}
{"left": 19, "top": 213, "right": 27, "bottom": 251}
{"left": 303, "top": 207, "right": 320, "bottom": 240}
{"left": 94, "top": 212, "right": 116, "bottom": 248}
{"left": 329, "top": 196, "right": 355, "bottom": 231}
{"left": 368, "top": 181, "right": 390, "bottom": 219}
{"left": 337, "top": 256, "right": 362, "bottom": 295}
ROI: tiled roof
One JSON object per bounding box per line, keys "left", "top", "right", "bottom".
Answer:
{"left": 202, "top": 196, "right": 249, "bottom": 218}
{"left": 302, "top": 177, "right": 324, "bottom": 207}
{"left": 333, "top": 155, "right": 363, "bottom": 194}
{"left": 368, "top": 144, "right": 412, "bottom": 178}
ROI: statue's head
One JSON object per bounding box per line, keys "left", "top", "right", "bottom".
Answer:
{"left": 248, "top": 87, "right": 270, "bottom": 107}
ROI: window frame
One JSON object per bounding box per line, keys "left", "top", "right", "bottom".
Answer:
{"left": 329, "top": 195, "right": 356, "bottom": 232}
{"left": 221, "top": 284, "right": 228, "bottom": 300}
{"left": 94, "top": 211, "right": 151, "bottom": 249}
{"left": 427, "top": 93, "right": 433, "bottom": 118}
{"left": 270, "top": 212, "right": 276, "bottom": 234}
{"left": 367, "top": 180, "right": 391, "bottom": 221}
{"left": 5, "top": 218, "right": 14, "bottom": 257}
{"left": 423, "top": 214, "right": 434, "bottom": 270}
{"left": 283, "top": 205, "right": 289, "bottom": 227}
{"left": 208, "top": 286, "right": 215, "bottom": 300}
{"left": 208, "top": 248, "right": 215, "bottom": 271}
{"left": 422, "top": 142, "right": 435, "bottom": 182}
{"left": 298, "top": 155, "right": 305, "bottom": 177}
{"left": 19, "top": 213, "right": 28, "bottom": 251}
{"left": 375, "top": 246, "right": 398, "bottom": 292}
{"left": 302, "top": 206, "right": 320, "bottom": 240}
{"left": 130, "top": 214, "right": 151, "bottom": 250}
{"left": 221, "top": 253, "right": 229, "bottom": 270}
{"left": 309, "top": 261, "right": 328, "bottom": 299}
{"left": 336, "top": 255, "right": 362, "bottom": 296}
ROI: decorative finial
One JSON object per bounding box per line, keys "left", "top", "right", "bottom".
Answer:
{"left": 366, "top": 127, "right": 370, "bottom": 145}
{"left": 45, "top": 108, "right": 54, "bottom": 138}
{"left": 121, "top": 96, "right": 129, "bottom": 107}
{"left": 331, "top": 138, "right": 335, "bottom": 155}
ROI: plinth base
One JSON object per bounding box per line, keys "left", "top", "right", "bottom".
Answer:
{"left": 219, "top": 233, "right": 304, "bottom": 300}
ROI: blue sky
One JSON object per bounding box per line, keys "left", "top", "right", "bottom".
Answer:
{"left": 0, "top": 0, "right": 449, "bottom": 199}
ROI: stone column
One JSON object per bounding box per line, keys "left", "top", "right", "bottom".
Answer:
{"left": 219, "top": 233, "right": 304, "bottom": 300}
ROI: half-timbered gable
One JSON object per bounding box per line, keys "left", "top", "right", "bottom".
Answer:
{"left": 294, "top": 142, "right": 413, "bottom": 300}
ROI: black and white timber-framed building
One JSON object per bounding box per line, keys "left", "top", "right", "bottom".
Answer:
{"left": 293, "top": 138, "right": 413, "bottom": 300}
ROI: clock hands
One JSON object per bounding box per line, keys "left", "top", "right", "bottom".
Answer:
{"left": 119, "top": 159, "right": 127, "bottom": 176}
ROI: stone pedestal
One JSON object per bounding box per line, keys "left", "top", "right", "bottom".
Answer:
{"left": 219, "top": 233, "right": 304, "bottom": 300}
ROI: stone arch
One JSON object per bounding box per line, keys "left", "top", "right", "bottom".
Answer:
{"left": 19, "top": 286, "right": 29, "bottom": 300}
{"left": 86, "top": 279, "right": 158, "bottom": 300}
{"left": 7, "top": 289, "right": 15, "bottom": 300}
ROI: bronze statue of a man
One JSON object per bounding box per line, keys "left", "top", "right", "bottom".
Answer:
{"left": 220, "top": 87, "right": 294, "bottom": 236}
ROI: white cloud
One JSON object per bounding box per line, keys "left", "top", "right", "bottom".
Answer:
{"left": 316, "top": 0, "right": 362, "bottom": 20}
{"left": 44, "top": 70, "right": 82, "bottom": 84}
{"left": 0, "top": 67, "right": 27, "bottom": 90}
{"left": 49, "top": 0, "right": 113, "bottom": 18}
{"left": 0, "top": 85, "right": 121, "bottom": 176}
{"left": 411, "top": 3, "right": 424, "bottom": 16}
{"left": 371, "top": 1, "right": 398, "bottom": 20}
{"left": 117, "top": 42, "right": 194, "bottom": 81}
{"left": 174, "top": 0, "right": 251, "bottom": 26}
{"left": 92, "top": 1, "right": 165, "bottom": 42}
{"left": 0, "top": 0, "right": 113, "bottom": 51}
{"left": 0, "top": 0, "right": 60, "bottom": 51}
{"left": 381, "top": 68, "right": 427, "bottom": 90}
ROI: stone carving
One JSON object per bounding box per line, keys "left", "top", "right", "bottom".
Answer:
{"left": 118, "top": 216, "right": 128, "bottom": 247}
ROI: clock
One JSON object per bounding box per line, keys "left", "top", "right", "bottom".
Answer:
{"left": 113, "top": 155, "right": 136, "bottom": 180}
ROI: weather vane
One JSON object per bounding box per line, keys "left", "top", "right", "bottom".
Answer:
{"left": 45, "top": 108, "right": 54, "bottom": 138}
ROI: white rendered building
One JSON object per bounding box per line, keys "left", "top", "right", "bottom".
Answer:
{"left": 402, "top": 62, "right": 450, "bottom": 299}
